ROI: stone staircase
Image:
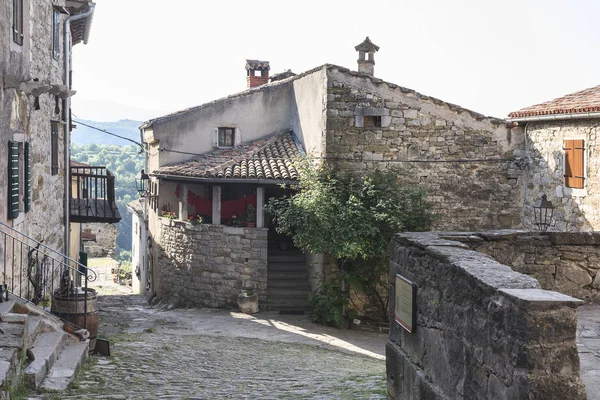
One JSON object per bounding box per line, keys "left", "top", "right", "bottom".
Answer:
{"left": 0, "top": 295, "right": 89, "bottom": 398}
{"left": 266, "top": 248, "right": 312, "bottom": 314}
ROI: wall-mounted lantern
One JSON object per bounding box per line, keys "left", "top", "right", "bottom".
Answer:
{"left": 533, "top": 194, "right": 554, "bottom": 231}
{"left": 135, "top": 170, "right": 150, "bottom": 198}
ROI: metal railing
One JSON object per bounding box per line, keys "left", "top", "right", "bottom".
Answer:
{"left": 0, "top": 221, "right": 97, "bottom": 331}
{"left": 70, "top": 165, "right": 120, "bottom": 223}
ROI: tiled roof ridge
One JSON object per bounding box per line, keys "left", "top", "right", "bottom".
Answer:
{"left": 142, "top": 64, "right": 505, "bottom": 129}
{"left": 508, "top": 84, "right": 600, "bottom": 118}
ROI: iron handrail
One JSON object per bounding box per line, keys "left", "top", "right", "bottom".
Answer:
{"left": 0, "top": 220, "right": 97, "bottom": 331}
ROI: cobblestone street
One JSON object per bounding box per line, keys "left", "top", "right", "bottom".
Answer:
{"left": 30, "top": 263, "right": 387, "bottom": 399}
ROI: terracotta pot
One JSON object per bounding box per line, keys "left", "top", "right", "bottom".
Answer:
{"left": 247, "top": 222, "right": 256, "bottom": 228}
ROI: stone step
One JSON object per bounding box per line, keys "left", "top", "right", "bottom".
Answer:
{"left": 267, "top": 288, "right": 311, "bottom": 297}
{"left": 267, "top": 254, "right": 306, "bottom": 263}
{"left": 0, "top": 321, "right": 26, "bottom": 349}
{"left": 24, "top": 331, "right": 70, "bottom": 388}
{"left": 0, "top": 300, "right": 16, "bottom": 315}
{"left": 40, "top": 341, "right": 89, "bottom": 391}
{"left": 267, "top": 280, "right": 312, "bottom": 290}
{"left": 0, "top": 348, "right": 18, "bottom": 389}
{"left": 267, "top": 269, "right": 308, "bottom": 277}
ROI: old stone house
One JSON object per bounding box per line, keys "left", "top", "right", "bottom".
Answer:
{"left": 1, "top": 1, "right": 119, "bottom": 299}
{"left": 137, "top": 38, "right": 524, "bottom": 311}
{"left": 507, "top": 85, "right": 600, "bottom": 231}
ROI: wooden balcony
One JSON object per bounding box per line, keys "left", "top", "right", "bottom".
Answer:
{"left": 70, "top": 165, "right": 121, "bottom": 223}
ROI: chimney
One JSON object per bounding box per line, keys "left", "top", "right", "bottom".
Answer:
{"left": 245, "top": 59, "right": 270, "bottom": 88}
{"left": 355, "top": 37, "right": 379, "bottom": 76}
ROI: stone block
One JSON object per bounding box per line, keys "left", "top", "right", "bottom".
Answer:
{"left": 403, "top": 109, "right": 418, "bottom": 119}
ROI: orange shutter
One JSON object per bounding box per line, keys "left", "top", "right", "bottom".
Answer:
{"left": 564, "top": 139, "right": 584, "bottom": 189}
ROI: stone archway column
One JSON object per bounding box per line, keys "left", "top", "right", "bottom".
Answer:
{"left": 257, "top": 186, "right": 264, "bottom": 228}
{"left": 212, "top": 185, "right": 221, "bottom": 225}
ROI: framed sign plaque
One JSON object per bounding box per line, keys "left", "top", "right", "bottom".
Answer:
{"left": 394, "top": 274, "right": 417, "bottom": 333}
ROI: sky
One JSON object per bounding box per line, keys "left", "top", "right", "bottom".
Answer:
{"left": 71, "top": 0, "right": 600, "bottom": 122}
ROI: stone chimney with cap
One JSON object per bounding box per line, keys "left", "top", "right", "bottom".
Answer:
{"left": 246, "top": 60, "right": 270, "bottom": 88}
{"left": 355, "top": 37, "right": 379, "bottom": 76}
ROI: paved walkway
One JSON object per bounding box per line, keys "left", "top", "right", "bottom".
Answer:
{"left": 29, "top": 263, "right": 387, "bottom": 399}
{"left": 578, "top": 305, "right": 600, "bottom": 400}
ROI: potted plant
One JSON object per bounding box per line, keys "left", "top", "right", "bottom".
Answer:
{"left": 246, "top": 204, "right": 256, "bottom": 228}
{"left": 161, "top": 209, "right": 177, "bottom": 219}
{"left": 230, "top": 214, "right": 243, "bottom": 227}
{"left": 236, "top": 287, "right": 259, "bottom": 314}
{"left": 188, "top": 214, "right": 203, "bottom": 225}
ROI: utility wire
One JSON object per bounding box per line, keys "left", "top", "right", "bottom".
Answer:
{"left": 68, "top": 120, "right": 511, "bottom": 165}
{"left": 72, "top": 119, "right": 145, "bottom": 150}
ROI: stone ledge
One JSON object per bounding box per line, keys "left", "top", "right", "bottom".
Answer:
{"left": 500, "top": 288, "right": 583, "bottom": 307}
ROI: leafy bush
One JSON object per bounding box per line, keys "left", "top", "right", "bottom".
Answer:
{"left": 267, "top": 164, "right": 434, "bottom": 324}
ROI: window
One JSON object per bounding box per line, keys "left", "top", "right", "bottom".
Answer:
{"left": 218, "top": 127, "right": 235, "bottom": 147}
{"left": 13, "top": 0, "right": 23, "bottom": 45}
{"left": 7, "top": 140, "right": 31, "bottom": 219}
{"left": 564, "top": 139, "right": 585, "bottom": 189}
{"left": 363, "top": 116, "right": 382, "bottom": 128}
{"left": 51, "top": 122, "right": 59, "bottom": 175}
{"left": 52, "top": 10, "right": 60, "bottom": 60}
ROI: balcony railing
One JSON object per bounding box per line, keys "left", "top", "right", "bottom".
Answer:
{"left": 70, "top": 166, "right": 121, "bottom": 223}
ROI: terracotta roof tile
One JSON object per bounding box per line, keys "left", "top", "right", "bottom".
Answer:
{"left": 155, "top": 131, "right": 303, "bottom": 181}
{"left": 508, "top": 85, "right": 600, "bottom": 118}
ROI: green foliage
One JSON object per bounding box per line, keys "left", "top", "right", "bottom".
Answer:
{"left": 308, "top": 280, "right": 351, "bottom": 328}
{"left": 267, "top": 164, "right": 434, "bottom": 323}
{"left": 71, "top": 144, "right": 144, "bottom": 261}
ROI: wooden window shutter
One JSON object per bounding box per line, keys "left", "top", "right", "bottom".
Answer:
{"left": 24, "top": 141, "right": 31, "bottom": 212}
{"left": 564, "top": 139, "right": 585, "bottom": 189}
{"left": 7, "top": 141, "right": 20, "bottom": 219}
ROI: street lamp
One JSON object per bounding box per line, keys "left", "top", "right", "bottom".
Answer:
{"left": 533, "top": 194, "right": 554, "bottom": 231}
{"left": 136, "top": 170, "right": 150, "bottom": 198}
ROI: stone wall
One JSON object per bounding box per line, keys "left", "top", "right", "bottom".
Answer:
{"left": 82, "top": 223, "right": 118, "bottom": 258}
{"left": 157, "top": 218, "right": 267, "bottom": 308}
{"left": 324, "top": 66, "right": 524, "bottom": 231}
{"left": 520, "top": 119, "right": 600, "bottom": 231}
{"left": 443, "top": 230, "right": 600, "bottom": 303}
{"left": 1, "top": 0, "right": 67, "bottom": 248}
{"left": 387, "top": 232, "right": 586, "bottom": 400}
{"left": 0, "top": 0, "right": 70, "bottom": 297}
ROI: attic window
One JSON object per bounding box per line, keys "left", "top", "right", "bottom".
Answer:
{"left": 218, "top": 127, "right": 235, "bottom": 147}
{"left": 363, "top": 116, "right": 382, "bottom": 128}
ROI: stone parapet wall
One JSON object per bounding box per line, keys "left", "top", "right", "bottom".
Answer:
{"left": 443, "top": 230, "right": 600, "bottom": 303}
{"left": 324, "top": 67, "right": 524, "bottom": 231}
{"left": 387, "top": 232, "right": 586, "bottom": 400}
{"left": 157, "top": 219, "right": 267, "bottom": 308}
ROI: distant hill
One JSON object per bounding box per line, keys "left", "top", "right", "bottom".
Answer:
{"left": 71, "top": 119, "right": 143, "bottom": 146}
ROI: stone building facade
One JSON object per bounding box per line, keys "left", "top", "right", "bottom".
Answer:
{"left": 508, "top": 85, "right": 600, "bottom": 231}
{"left": 1, "top": 1, "right": 96, "bottom": 295}
{"left": 138, "top": 39, "right": 525, "bottom": 308}
{"left": 81, "top": 223, "right": 118, "bottom": 258}
{"left": 325, "top": 66, "right": 522, "bottom": 229}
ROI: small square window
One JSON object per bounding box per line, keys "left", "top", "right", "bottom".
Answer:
{"left": 218, "top": 127, "right": 235, "bottom": 147}
{"left": 363, "top": 116, "right": 382, "bottom": 128}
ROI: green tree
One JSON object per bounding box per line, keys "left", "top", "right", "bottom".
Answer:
{"left": 267, "top": 164, "right": 433, "bottom": 325}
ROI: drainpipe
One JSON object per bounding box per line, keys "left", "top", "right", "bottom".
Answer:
{"left": 63, "top": 3, "right": 95, "bottom": 257}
